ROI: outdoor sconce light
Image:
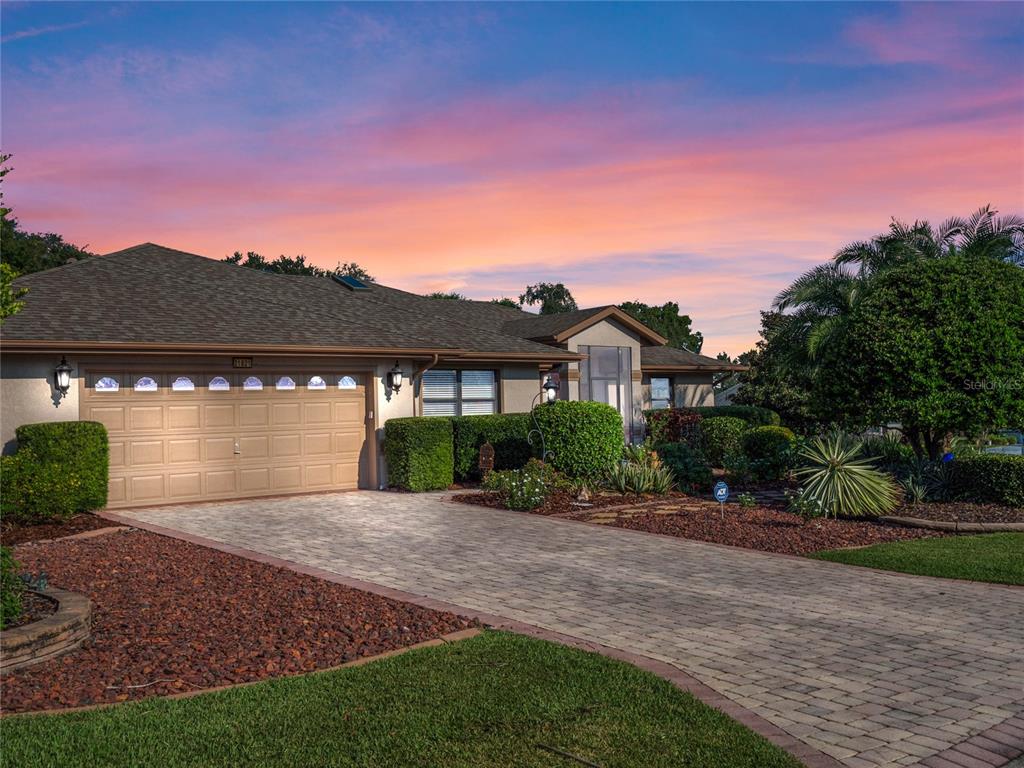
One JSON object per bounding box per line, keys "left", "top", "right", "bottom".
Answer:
{"left": 542, "top": 374, "right": 559, "bottom": 403}
{"left": 54, "top": 356, "right": 72, "bottom": 397}
{"left": 386, "top": 361, "right": 404, "bottom": 394}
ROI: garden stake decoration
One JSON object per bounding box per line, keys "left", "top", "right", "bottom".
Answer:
{"left": 528, "top": 374, "right": 560, "bottom": 463}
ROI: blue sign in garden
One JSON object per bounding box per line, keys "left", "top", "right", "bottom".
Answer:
{"left": 713, "top": 481, "right": 729, "bottom": 519}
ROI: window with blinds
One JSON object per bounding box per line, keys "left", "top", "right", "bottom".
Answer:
{"left": 422, "top": 370, "right": 496, "bottom": 416}
{"left": 651, "top": 377, "right": 672, "bottom": 410}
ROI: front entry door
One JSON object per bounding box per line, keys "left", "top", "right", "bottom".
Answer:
{"left": 579, "top": 345, "right": 633, "bottom": 440}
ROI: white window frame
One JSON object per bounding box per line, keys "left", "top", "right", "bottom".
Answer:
{"left": 650, "top": 377, "right": 672, "bottom": 410}
{"left": 422, "top": 370, "right": 497, "bottom": 416}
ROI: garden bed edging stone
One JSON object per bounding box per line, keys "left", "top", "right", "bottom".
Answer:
{"left": 1, "top": 587, "right": 92, "bottom": 673}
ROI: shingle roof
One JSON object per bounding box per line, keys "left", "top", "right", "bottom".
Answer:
{"left": 3, "top": 244, "right": 577, "bottom": 360}
{"left": 501, "top": 307, "right": 610, "bottom": 341}
{"left": 640, "top": 345, "right": 746, "bottom": 371}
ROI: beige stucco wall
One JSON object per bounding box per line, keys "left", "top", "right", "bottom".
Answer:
{"left": 500, "top": 365, "right": 543, "bottom": 413}
{"left": 0, "top": 354, "right": 80, "bottom": 454}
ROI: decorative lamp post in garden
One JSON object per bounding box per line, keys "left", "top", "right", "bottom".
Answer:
{"left": 528, "top": 374, "right": 560, "bottom": 463}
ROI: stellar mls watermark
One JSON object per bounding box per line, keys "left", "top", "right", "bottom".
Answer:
{"left": 963, "top": 377, "right": 1023, "bottom": 391}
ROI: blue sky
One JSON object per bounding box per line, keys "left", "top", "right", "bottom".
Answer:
{"left": 3, "top": 2, "right": 1022, "bottom": 354}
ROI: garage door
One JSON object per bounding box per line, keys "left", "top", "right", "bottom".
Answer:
{"left": 80, "top": 369, "right": 368, "bottom": 508}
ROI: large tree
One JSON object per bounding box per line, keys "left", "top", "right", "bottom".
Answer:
{"left": 618, "top": 301, "right": 703, "bottom": 352}
{"left": 223, "top": 251, "right": 374, "bottom": 281}
{"left": 816, "top": 256, "right": 1024, "bottom": 458}
{"left": 519, "top": 282, "right": 577, "bottom": 315}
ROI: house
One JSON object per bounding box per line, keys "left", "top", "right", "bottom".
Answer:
{"left": 0, "top": 243, "right": 742, "bottom": 507}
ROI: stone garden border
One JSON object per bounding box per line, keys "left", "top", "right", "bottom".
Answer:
{"left": 1, "top": 587, "right": 92, "bottom": 673}
{"left": 880, "top": 516, "right": 1024, "bottom": 533}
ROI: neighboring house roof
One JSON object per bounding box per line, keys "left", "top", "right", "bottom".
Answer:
{"left": 4, "top": 244, "right": 578, "bottom": 362}
{"left": 641, "top": 345, "right": 746, "bottom": 372}
{"left": 502, "top": 305, "right": 667, "bottom": 345}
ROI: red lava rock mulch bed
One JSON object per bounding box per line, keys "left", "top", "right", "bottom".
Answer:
{"left": 456, "top": 490, "right": 661, "bottom": 516}
{"left": 1, "top": 514, "right": 118, "bottom": 547}
{"left": 2, "top": 529, "right": 475, "bottom": 714}
{"left": 890, "top": 502, "right": 1024, "bottom": 524}
{"left": 612, "top": 504, "right": 941, "bottom": 556}
{"left": 456, "top": 491, "right": 940, "bottom": 555}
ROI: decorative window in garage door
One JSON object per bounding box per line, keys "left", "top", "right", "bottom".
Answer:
{"left": 95, "top": 376, "right": 119, "bottom": 392}
{"left": 134, "top": 376, "right": 158, "bottom": 392}
{"left": 338, "top": 376, "right": 357, "bottom": 389}
{"left": 307, "top": 375, "right": 327, "bottom": 390}
{"left": 243, "top": 376, "right": 263, "bottom": 391}
{"left": 209, "top": 376, "right": 231, "bottom": 391}
{"left": 172, "top": 376, "right": 195, "bottom": 392}
{"left": 276, "top": 376, "right": 296, "bottom": 390}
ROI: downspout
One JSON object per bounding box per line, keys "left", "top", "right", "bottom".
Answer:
{"left": 411, "top": 353, "right": 440, "bottom": 417}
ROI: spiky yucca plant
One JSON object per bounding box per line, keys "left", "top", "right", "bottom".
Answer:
{"left": 795, "top": 434, "right": 900, "bottom": 518}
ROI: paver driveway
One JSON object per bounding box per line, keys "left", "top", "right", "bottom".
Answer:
{"left": 117, "top": 492, "right": 1024, "bottom": 768}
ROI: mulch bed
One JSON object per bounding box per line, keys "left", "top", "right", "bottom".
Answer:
{"left": 2, "top": 530, "right": 476, "bottom": 714}
{"left": 456, "top": 490, "right": 668, "bottom": 516}
{"left": 1, "top": 514, "right": 118, "bottom": 547}
{"left": 891, "top": 502, "right": 1024, "bottom": 524}
{"left": 455, "top": 492, "right": 939, "bottom": 556}
{"left": 4, "top": 591, "right": 58, "bottom": 630}
{"left": 612, "top": 505, "right": 941, "bottom": 555}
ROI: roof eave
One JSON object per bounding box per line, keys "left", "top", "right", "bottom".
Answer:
{"left": 642, "top": 364, "right": 749, "bottom": 373}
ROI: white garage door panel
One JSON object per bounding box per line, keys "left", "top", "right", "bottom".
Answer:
{"left": 81, "top": 371, "right": 367, "bottom": 508}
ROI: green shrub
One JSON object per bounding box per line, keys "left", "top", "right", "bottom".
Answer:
{"left": 532, "top": 401, "right": 624, "bottom": 478}
{"left": 642, "top": 409, "right": 702, "bottom": 446}
{"left": 1, "top": 546, "right": 24, "bottom": 630}
{"left": 861, "top": 434, "right": 916, "bottom": 474}
{"left": 605, "top": 462, "right": 674, "bottom": 495}
{"left": 700, "top": 416, "right": 748, "bottom": 466}
{"left": 482, "top": 459, "right": 557, "bottom": 510}
{"left": 1, "top": 421, "right": 109, "bottom": 524}
{"left": 383, "top": 417, "right": 454, "bottom": 491}
{"left": 656, "top": 443, "right": 712, "bottom": 494}
{"left": 451, "top": 414, "right": 533, "bottom": 482}
{"left": 951, "top": 454, "right": 1024, "bottom": 507}
{"left": 794, "top": 434, "right": 900, "bottom": 518}
{"left": 742, "top": 425, "right": 797, "bottom": 481}
{"left": 692, "top": 405, "right": 781, "bottom": 427}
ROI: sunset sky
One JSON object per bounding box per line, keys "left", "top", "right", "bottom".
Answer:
{"left": 2, "top": 2, "right": 1022, "bottom": 356}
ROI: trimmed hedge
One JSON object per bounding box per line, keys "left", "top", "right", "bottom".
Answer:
{"left": 1, "top": 421, "right": 109, "bottom": 524}
{"left": 452, "top": 414, "right": 533, "bottom": 482}
{"left": 532, "top": 401, "right": 624, "bottom": 478}
{"left": 383, "top": 418, "right": 454, "bottom": 492}
{"left": 700, "top": 416, "right": 748, "bottom": 466}
{"left": 656, "top": 443, "right": 712, "bottom": 494}
{"left": 692, "top": 405, "right": 781, "bottom": 428}
{"left": 951, "top": 454, "right": 1024, "bottom": 507}
{"left": 742, "top": 425, "right": 797, "bottom": 481}
{"left": 642, "top": 409, "right": 702, "bottom": 447}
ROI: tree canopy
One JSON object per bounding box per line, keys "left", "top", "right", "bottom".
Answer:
{"left": 618, "top": 301, "right": 703, "bottom": 352}
{"left": 425, "top": 291, "right": 468, "bottom": 301}
{"left": 519, "top": 282, "right": 577, "bottom": 315}
{"left": 816, "top": 256, "right": 1024, "bottom": 458}
{"left": 222, "top": 251, "right": 374, "bottom": 281}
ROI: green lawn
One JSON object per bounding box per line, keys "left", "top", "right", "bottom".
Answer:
{"left": 1, "top": 631, "right": 798, "bottom": 768}
{"left": 810, "top": 533, "right": 1024, "bottom": 585}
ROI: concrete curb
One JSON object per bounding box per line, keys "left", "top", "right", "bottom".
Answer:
{"left": 880, "top": 516, "right": 1024, "bottom": 533}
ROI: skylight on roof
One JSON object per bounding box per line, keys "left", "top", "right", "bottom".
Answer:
{"left": 332, "top": 274, "right": 371, "bottom": 291}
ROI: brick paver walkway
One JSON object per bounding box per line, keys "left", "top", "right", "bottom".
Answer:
{"left": 117, "top": 492, "right": 1024, "bottom": 768}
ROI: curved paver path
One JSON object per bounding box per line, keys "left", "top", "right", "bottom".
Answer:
{"left": 116, "top": 492, "right": 1024, "bottom": 768}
